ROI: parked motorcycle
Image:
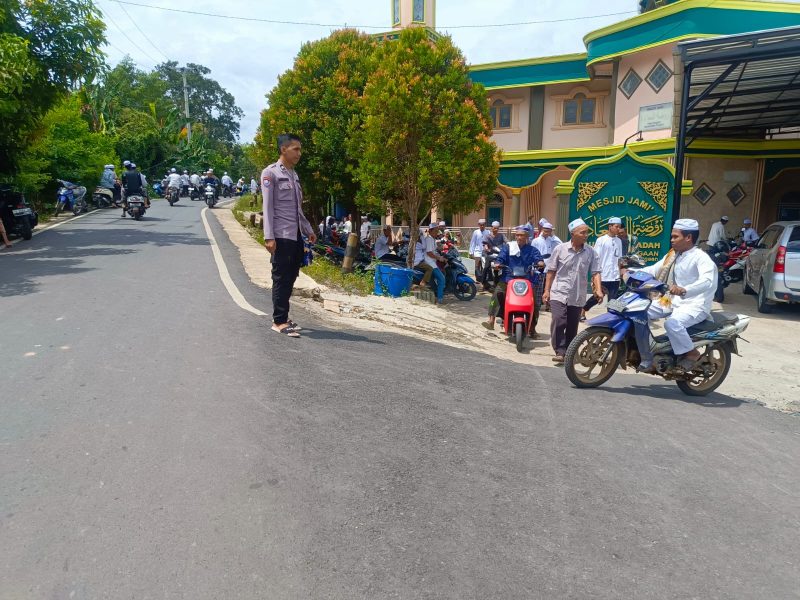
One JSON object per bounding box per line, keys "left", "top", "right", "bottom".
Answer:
{"left": 0, "top": 185, "right": 38, "bottom": 241}
{"left": 54, "top": 180, "right": 87, "bottom": 216}
{"left": 707, "top": 241, "right": 730, "bottom": 303}
{"left": 721, "top": 241, "right": 754, "bottom": 283}
{"left": 564, "top": 270, "right": 750, "bottom": 397}
{"left": 126, "top": 195, "right": 146, "bottom": 220}
{"left": 411, "top": 247, "right": 477, "bottom": 301}
{"left": 481, "top": 245, "right": 502, "bottom": 291}
{"left": 204, "top": 184, "right": 217, "bottom": 208}
{"left": 152, "top": 181, "right": 164, "bottom": 198}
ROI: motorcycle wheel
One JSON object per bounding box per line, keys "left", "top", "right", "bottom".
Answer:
{"left": 514, "top": 322, "right": 525, "bottom": 352}
{"left": 454, "top": 280, "right": 477, "bottom": 301}
{"left": 20, "top": 216, "right": 32, "bottom": 240}
{"left": 72, "top": 202, "right": 83, "bottom": 216}
{"left": 676, "top": 345, "right": 731, "bottom": 397}
{"left": 564, "top": 327, "right": 620, "bottom": 388}
{"left": 54, "top": 200, "right": 63, "bottom": 217}
{"left": 134, "top": 212, "right": 142, "bottom": 221}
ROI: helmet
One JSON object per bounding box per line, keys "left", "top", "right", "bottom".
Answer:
{"left": 209, "top": 169, "right": 213, "bottom": 173}
{"left": 170, "top": 167, "right": 177, "bottom": 173}
{"left": 183, "top": 170, "right": 188, "bottom": 174}
{"left": 104, "top": 164, "right": 114, "bottom": 169}
{"left": 123, "top": 160, "right": 131, "bottom": 167}
{"left": 224, "top": 171, "right": 228, "bottom": 175}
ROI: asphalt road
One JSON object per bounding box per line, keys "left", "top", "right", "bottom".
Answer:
{"left": 1, "top": 199, "right": 799, "bottom": 600}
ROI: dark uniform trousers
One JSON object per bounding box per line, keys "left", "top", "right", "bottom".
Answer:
{"left": 271, "top": 233, "right": 304, "bottom": 325}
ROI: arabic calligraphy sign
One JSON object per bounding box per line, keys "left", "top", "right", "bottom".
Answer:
{"left": 556, "top": 148, "right": 691, "bottom": 264}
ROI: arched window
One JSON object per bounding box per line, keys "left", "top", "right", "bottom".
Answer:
{"left": 490, "top": 99, "right": 512, "bottom": 130}
{"left": 563, "top": 93, "right": 596, "bottom": 125}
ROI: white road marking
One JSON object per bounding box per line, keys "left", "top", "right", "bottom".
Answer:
{"left": 200, "top": 207, "right": 267, "bottom": 317}
{"left": 31, "top": 209, "right": 99, "bottom": 236}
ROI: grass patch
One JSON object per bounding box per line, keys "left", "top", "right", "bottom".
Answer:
{"left": 232, "top": 193, "right": 264, "bottom": 246}
{"left": 303, "top": 257, "right": 374, "bottom": 296}
{"left": 230, "top": 193, "right": 373, "bottom": 295}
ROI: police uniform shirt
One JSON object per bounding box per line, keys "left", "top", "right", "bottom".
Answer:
{"left": 261, "top": 161, "right": 313, "bottom": 241}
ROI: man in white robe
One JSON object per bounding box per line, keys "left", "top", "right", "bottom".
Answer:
{"left": 640, "top": 218, "right": 718, "bottom": 370}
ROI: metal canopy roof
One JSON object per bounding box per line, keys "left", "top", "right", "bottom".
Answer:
{"left": 675, "top": 25, "right": 800, "bottom": 141}
{"left": 671, "top": 26, "right": 800, "bottom": 222}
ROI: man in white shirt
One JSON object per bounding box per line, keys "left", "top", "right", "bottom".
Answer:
{"left": 360, "top": 215, "right": 371, "bottom": 243}
{"left": 374, "top": 225, "right": 394, "bottom": 260}
{"left": 640, "top": 218, "right": 718, "bottom": 371}
{"left": 530, "top": 220, "right": 562, "bottom": 256}
{"left": 413, "top": 224, "right": 446, "bottom": 303}
{"left": 741, "top": 218, "right": 759, "bottom": 244}
{"left": 469, "top": 218, "right": 489, "bottom": 281}
{"left": 707, "top": 215, "right": 729, "bottom": 247}
{"left": 582, "top": 216, "right": 623, "bottom": 320}
{"left": 343, "top": 215, "right": 352, "bottom": 235}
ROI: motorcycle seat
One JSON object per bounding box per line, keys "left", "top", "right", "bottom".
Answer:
{"left": 709, "top": 311, "right": 738, "bottom": 325}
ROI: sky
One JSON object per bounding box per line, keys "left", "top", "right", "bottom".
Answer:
{"left": 95, "top": 0, "right": 672, "bottom": 142}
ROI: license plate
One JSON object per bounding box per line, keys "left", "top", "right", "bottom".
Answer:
{"left": 12, "top": 208, "right": 31, "bottom": 216}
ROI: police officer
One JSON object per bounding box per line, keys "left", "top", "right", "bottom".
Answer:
{"left": 262, "top": 133, "right": 317, "bottom": 337}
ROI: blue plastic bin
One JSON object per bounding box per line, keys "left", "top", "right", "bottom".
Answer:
{"left": 374, "top": 264, "right": 414, "bottom": 297}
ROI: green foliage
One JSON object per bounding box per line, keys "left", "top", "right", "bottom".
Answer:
{"left": 16, "top": 96, "right": 118, "bottom": 202}
{"left": 114, "top": 108, "right": 166, "bottom": 168}
{"left": 258, "top": 29, "right": 377, "bottom": 218}
{"left": 303, "top": 257, "right": 374, "bottom": 296}
{"left": 350, "top": 27, "right": 499, "bottom": 264}
{"left": 156, "top": 61, "right": 244, "bottom": 145}
{"left": 0, "top": 0, "right": 106, "bottom": 175}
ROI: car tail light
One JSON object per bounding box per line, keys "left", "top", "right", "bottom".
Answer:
{"left": 773, "top": 246, "right": 786, "bottom": 273}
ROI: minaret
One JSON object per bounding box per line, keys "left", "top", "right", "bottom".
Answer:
{"left": 391, "top": 0, "right": 436, "bottom": 30}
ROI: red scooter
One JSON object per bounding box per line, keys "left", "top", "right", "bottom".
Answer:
{"left": 498, "top": 265, "right": 537, "bottom": 352}
{"left": 722, "top": 241, "right": 754, "bottom": 283}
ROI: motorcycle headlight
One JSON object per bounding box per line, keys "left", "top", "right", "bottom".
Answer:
{"left": 512, "top": 280, "right": 529, "bottom": 295}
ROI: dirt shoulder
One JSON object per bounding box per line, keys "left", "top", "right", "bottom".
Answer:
{"left": 212, "top": 206, "right": 800, "bottom": 414}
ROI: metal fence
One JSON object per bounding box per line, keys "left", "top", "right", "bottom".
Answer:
{"left": 366, "top": 225, "right": 519, "bottom": 251}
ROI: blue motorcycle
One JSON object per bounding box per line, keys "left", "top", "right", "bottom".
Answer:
{"left": 412, "top": 246, "right": 477, "bottom": 301}
{"left": 54, "top": 180, "right": 87, "bottom": 216}
{"left": 563, "top": 270, "right": 750, "bottom": 397}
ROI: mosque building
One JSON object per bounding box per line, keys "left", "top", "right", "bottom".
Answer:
{"left": 383, "top": 0, "right": 800, "bottom": 256}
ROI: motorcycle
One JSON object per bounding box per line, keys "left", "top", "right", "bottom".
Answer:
{"left": 496, "top": 264, "right": 538, "bottom": 352}
{"left": 125, "top": 195, "right": 146, "bottom": 220}
{"left": 152, "top": 181, "right": 164, "bottom": 198}
{"left": 167, "top": 186, "right": 180, "bottom": 206}
{"left": 707, "top": 241, "right": 730, "bottom": 303}
{"left": 222, "top": 184, "right": 232, "bottom": 198}
{"left": 481, "top": 245, "right": 502, "bottom": 291}
{"left": 189, "top": 184, "right": 201, "bottom": 201}
{"left": 721, "top": 241, "right": 753, "bottom": 283}
{"left": 54, "top": 180, "right": 87, "bottom": 216}
{"left": 204, "top": 184, "right": 217, "bottom": 208}
{"left": 411, "top": 246, "right": 477, "bottom": 301}
{"left": 92, "top": 186, "right": 116, "bottom": 209}
{"left": 0, "top": 185, "right": 38, "bottom": 241}
{"left": 564, "top": 270, "right": 750, "bottom": 397}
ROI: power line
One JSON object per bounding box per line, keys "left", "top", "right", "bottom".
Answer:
{"left": 115, "top": 0, "right": 171, "bottom": 62}
{"left": 107, "top": 1, "right": 637, "bottom": 30}
{"left": 100, "top": 0, "right": 160, "bottom": 65}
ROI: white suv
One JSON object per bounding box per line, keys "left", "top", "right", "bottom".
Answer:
{"left": 743, "top": 221, "right": 800, "bottom": 313}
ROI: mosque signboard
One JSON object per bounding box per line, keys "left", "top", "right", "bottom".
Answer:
{"left": 556, "top": 148, "right": 692, "bottom": 264}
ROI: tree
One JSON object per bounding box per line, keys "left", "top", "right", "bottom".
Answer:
{"left": 257, "top": 29, "right": 376, "bottom": 220}
{"left": 156, "top": 61, "right": 244, "bottom": 145}
{"left": 0, "top": 0, "right": 106, "bottom": 176}
{"left": 351, "top": 27, "right": 500, "bottom": 265}
{"left": 15, "top": 95, "right": 118, "bottom": 202}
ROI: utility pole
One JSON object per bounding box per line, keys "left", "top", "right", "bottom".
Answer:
{"left": 182, "top": 67, "right": 191, "bottom": 143}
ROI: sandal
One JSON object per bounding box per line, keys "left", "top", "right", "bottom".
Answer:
{"left": 287, "top": 320, "right": 302, "bottom": 331}
{"left": 272, "top": 324, "right": 300, "bottom": 338}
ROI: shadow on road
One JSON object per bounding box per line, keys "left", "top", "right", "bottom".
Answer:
{"left": 0, "top": 226, "right": 209, "bottom": 297}
{"left": 598, "top": 382, "right": 748, "bottom": 408}
{"left": 301, "top": 328, "right": 387, "bottom": 345}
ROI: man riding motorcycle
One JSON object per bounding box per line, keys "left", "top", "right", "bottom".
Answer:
{"left": 99, "top": 164, "right": 116, "bottom": 191}
{"left": 636, "top": 218, "right": 718, "bottom": 372}
{"left": 166, "top": 168, "right": 182, "bottom": 201}
{"left": 221, "top": 171, "right": 233, "bottom": 196}
{"left": 203, "top": 170, "right": 220, "bottom": 199}
{"left": 484, "top": 226, "right": 543, "bottom": 332}
{"left": 121, "top": 163, "right": 146, "bottom": 217}
{"left": 180, "top": 170, "right": 190, "bottom": 197}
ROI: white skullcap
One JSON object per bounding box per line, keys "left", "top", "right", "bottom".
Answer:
{"left": 538, "top": 218, "right": 547, "bottom": 226}
{"left": 743, "top": 218, "right": 752, "bottom": 224}
{"left": 491, "top": 220, "right": 500, "bottom": 227}
{"left": 428, "top": 222, "right": 439, "bottom": 229}
{"left": 721, "top": 215, "right": 729, "bottom": 220}
{"left": 608, "top": 217, "right": 622, "bottom": 225}
{"left": 123, "top": 160, "right": 131, "bottom": 166}
{"left": 438, "top": 220, "right": 446, "bottom": 226}
{"left": 541, "top": 221, "right": 554, "bottom": 229}
{"left": 513, "top": 225, "right": 529, "bottom": 234}
{"left": 478, "top": 218, "right": 486, "bottom": 224}
{"left": 674, "top": 218, "right": 700, "bottom": 231}
{"left": 568, "top": 218, "right": 586, "bottom": 232}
